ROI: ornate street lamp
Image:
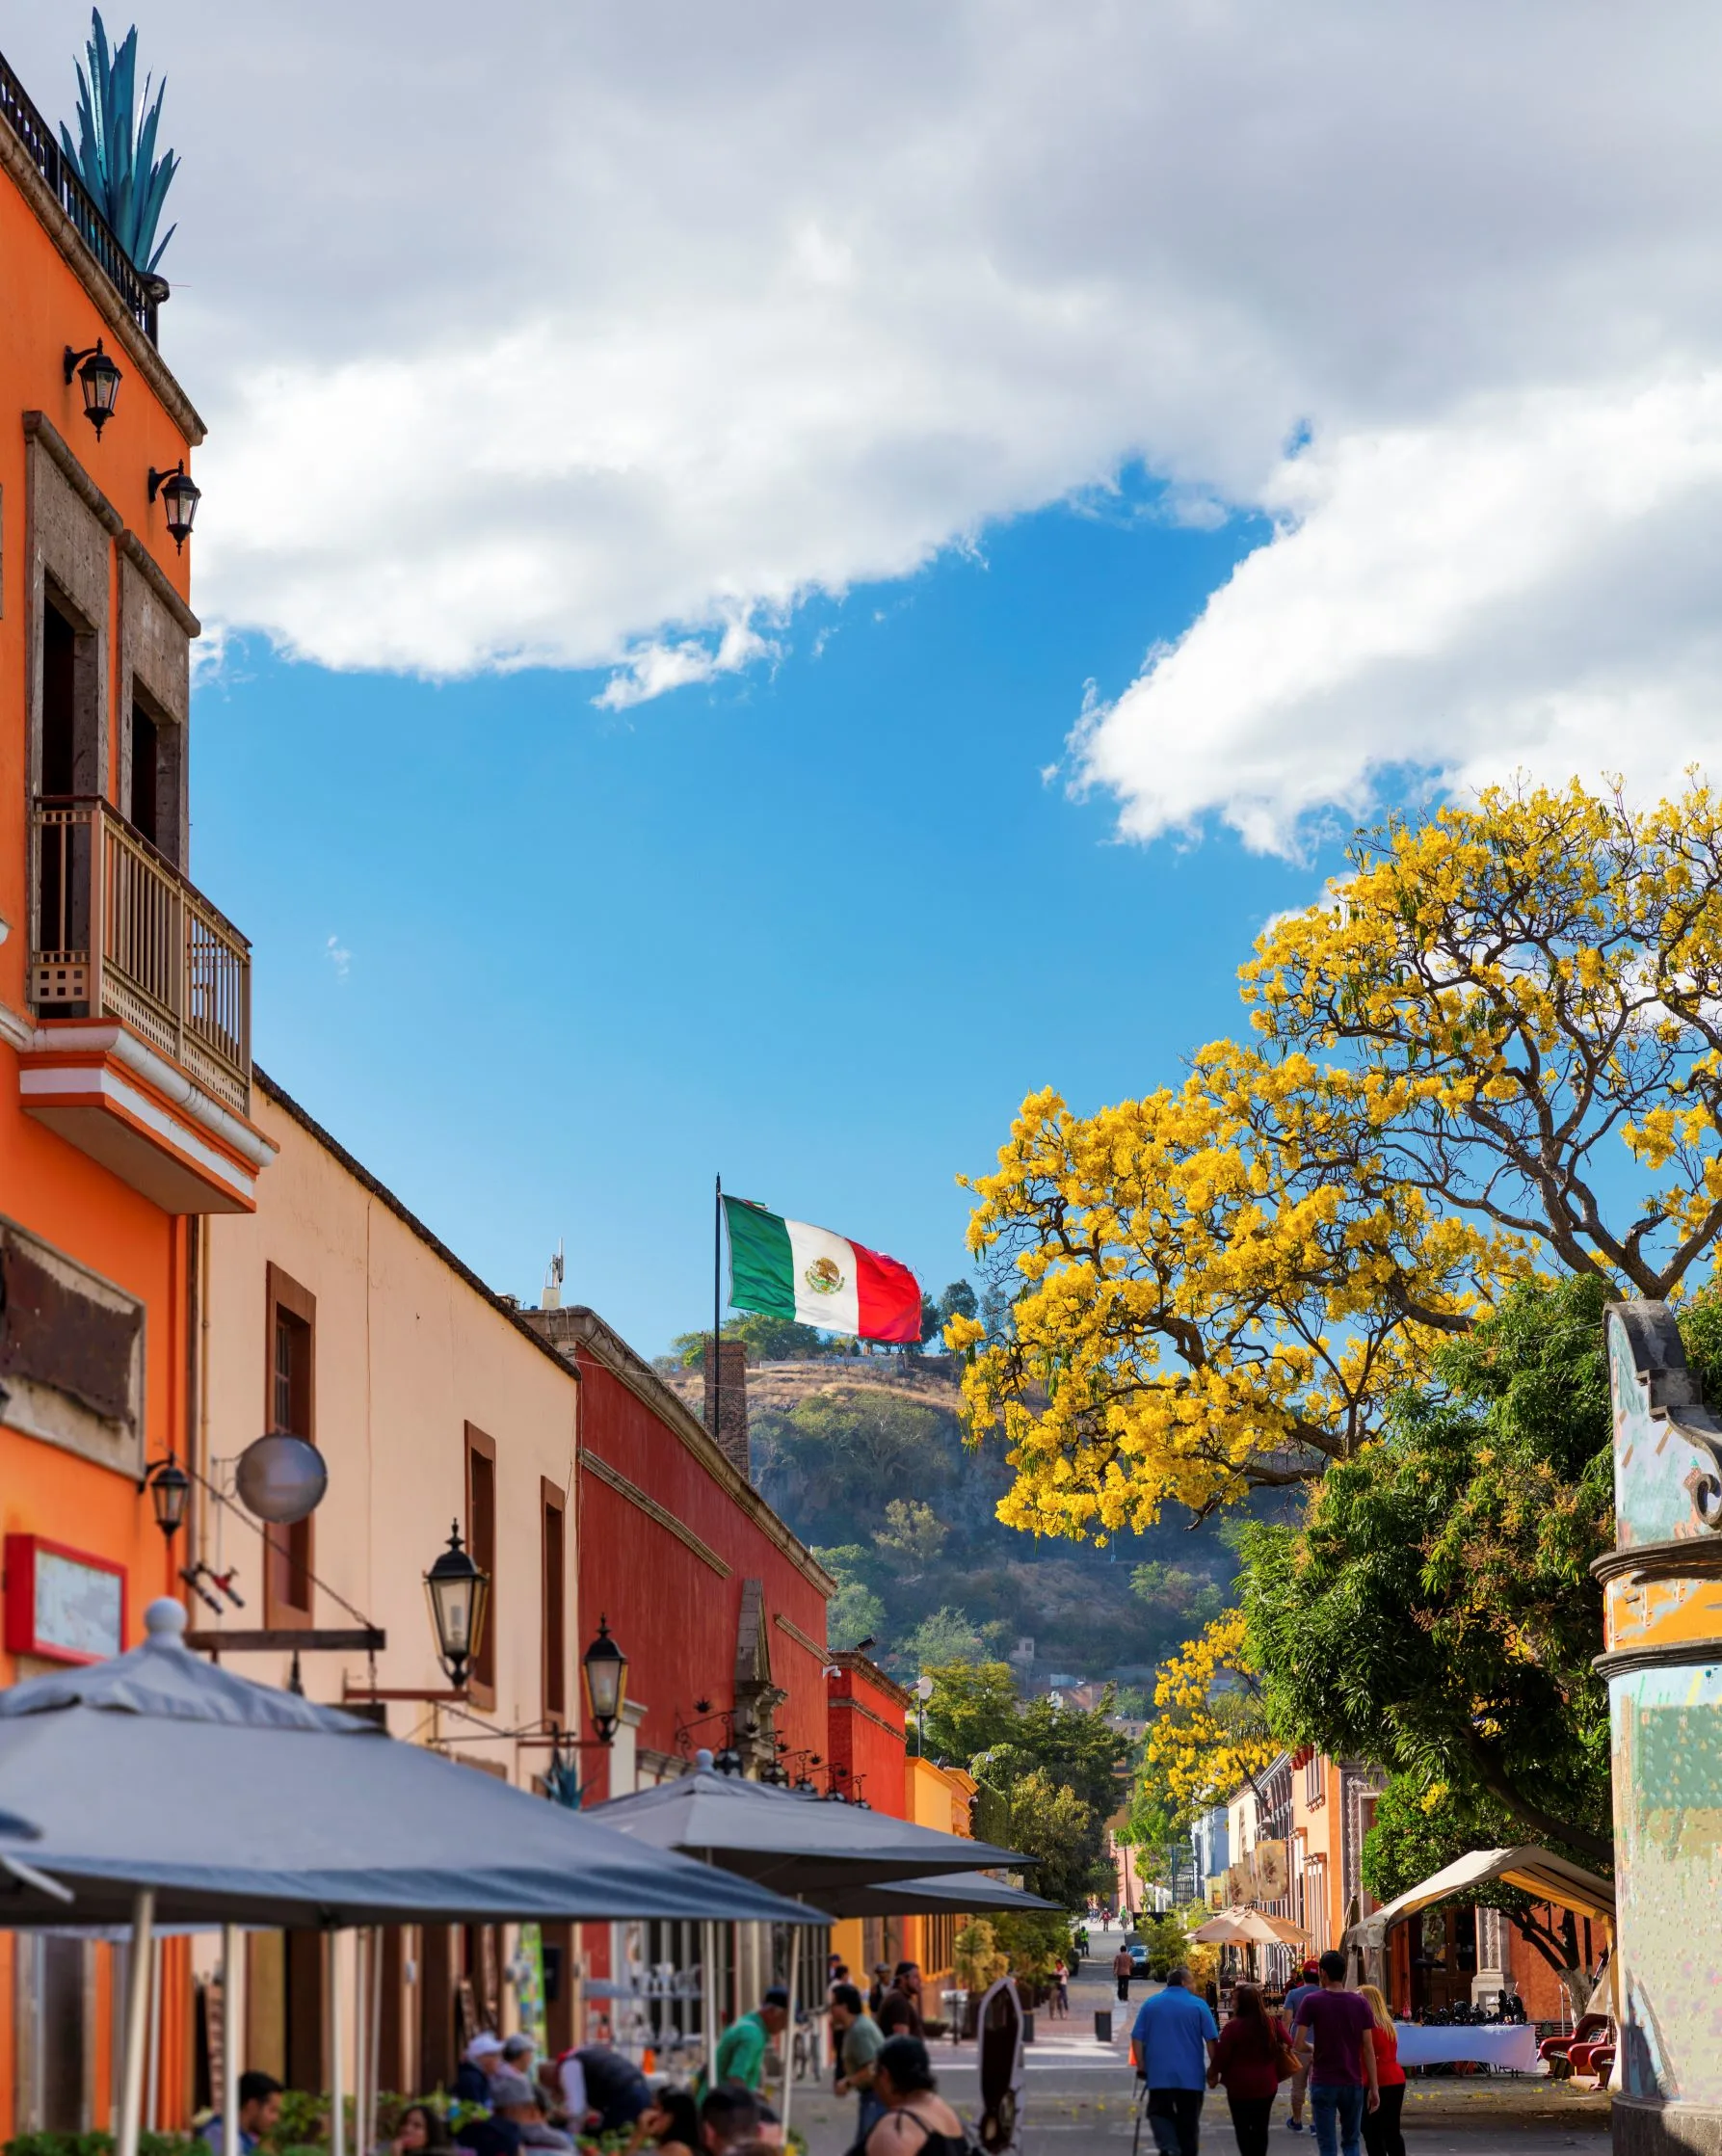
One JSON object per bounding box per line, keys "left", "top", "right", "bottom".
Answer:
{"left": 581, "top": 1614, "right": 628, "bottom": 1745}
{"left": 144, "top": 1453, "right": 191, "bottom": 1540}
{"left": 64, "top": 339, "right": 121, "bottom": 437}
{"left": 424, "top": 1521, "right": 490, "bottom": 1690}
{"left": 147, "top": 461, "right": 200, "bottom": 550}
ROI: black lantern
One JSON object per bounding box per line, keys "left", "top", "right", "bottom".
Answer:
{"left": 762, "top": 1758, "right": 790, "bottom": 1787}
{"left": 424, "top": 1521, "right": 490, "bottom": 1689}
{"left": 712, "top": 1743, "right": 745, "bottom": 1776}
{"left": 145, "top": 1453, "right": 191, "bottom": 1540}
{"left": 581, "top": 1614, "right": 627, "bottom": 1744}
{"left": 147, "top": 461, "right": 200, "bottom": 551}
{"left": 64, "top": 339, "right": 121, "bottom": 437}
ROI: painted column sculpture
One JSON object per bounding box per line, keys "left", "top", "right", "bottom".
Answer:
{"left": 1601, "top": 1302, "right": 1722, "bottom": 2155}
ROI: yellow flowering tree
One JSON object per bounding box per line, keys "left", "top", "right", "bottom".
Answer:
{"left": 1140, "top": 1609, "right": 1275, "bottom": 1818}
{"left": 954, "top": 776, "right": 1722, "bottom": 1531}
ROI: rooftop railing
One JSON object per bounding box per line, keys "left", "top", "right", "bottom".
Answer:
{"left": 0, "top": 47, "right": 162, "bottom": 344}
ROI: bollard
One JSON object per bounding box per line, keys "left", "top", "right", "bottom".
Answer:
{"left": 1096, "top": 2009, "right": 1113, "bottom": 2044}
{"left": 1022, "top": 2010, "right": 1036, "bottom": 2044}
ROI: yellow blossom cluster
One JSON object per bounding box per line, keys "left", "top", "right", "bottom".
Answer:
{"left": 1143, "top": 1610, "right": 1275, "bottom": 1812}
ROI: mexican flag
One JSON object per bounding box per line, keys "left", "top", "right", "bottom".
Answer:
{"left": 723, "top": 1195, "right": 922, "bottom": 1344}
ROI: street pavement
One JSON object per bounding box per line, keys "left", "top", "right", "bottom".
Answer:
{"left": 791, "top": 1925, "right": 1610, "bottom": 2156}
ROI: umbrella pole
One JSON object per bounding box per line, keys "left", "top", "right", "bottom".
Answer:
{"left": 368, "top": 1928, "right": 384, "bottom": 2155}
{"left": 780, "top": 1921, "right": 799, "bottom": 2142}
{"left": 331, "top": 1930, "right": 347, "bottom": 2156}
{"left": 146, "top": 1932, "right": 163, "bottom": 2131}
{"left": 355, "top": 1931, "right": 368, "bottom": 2156}
{"left": 222, "top": 1923, "right": 245, "bottom": 2156}
{"left": 117, "top": 1886, "right": 156, "bottom": 2156}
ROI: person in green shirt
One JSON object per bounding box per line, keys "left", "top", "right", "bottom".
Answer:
{"left": 711, "top": 1985, "right": 789, "bottom": 2093}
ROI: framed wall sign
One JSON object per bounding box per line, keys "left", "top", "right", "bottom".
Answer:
{"left": 4, "top": 1535, "right": 127, "bottom": 1664}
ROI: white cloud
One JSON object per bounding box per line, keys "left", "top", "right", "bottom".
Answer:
{"left": 15, "top": 1, "right": 1722, "bottom": 789}
{"left": 325, "top": 934, "right": 351, "bottom": 982}
{"left": 1077, "top": 376, "right": 1722, "bottom": 852}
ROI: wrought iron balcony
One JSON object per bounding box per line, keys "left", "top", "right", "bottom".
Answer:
{"left": 31, "top": 795, "right": 251, "bottom": 1115}
{"left": 0, "top": 48, "right": 162, "bottom": 343}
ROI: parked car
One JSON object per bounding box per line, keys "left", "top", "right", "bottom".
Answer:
{"left": 1128, "top": 1940, "right": 1152, "bottom": 1975}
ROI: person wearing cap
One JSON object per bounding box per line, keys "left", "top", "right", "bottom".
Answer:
{"left": 711, "top": 1985, "right": 789, "bottom": 2094}
{"left": 455, "top": 2035, "right": 507, "bottom": 2107}
{"left": 502, "top": 2035, "right": 539, "bottom": 2077}
{"left": 487, "top": 2068, "right": 572, "bottom": 2151}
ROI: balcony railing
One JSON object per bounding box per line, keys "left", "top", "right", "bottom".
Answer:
{"left": 0, "top": 48, "right": 162, "bottom": 344}
{"left": 32, "top": 796, "right": 251, "bottom": 1115}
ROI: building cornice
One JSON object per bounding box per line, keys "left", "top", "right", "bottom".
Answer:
{"left": 119, "top": 528, "right": 201, "bottom": 637}
{"left": 0, "top": 127, "right": 205, "bottom": 444}
{"left": 829, "top": 1648, "right": 915, "bottom": 1709}
{"left": 24, "top": 411, "right": 122, "bottom": 533}
{"left": 582, "top": 1450, "right": 731, "bottom": 1580}
{"left": 773, "top": 1610, "right": 824, "bottom": 1661}
{"left": 28, "top": 1022, "right": 275, "bottom": 1168}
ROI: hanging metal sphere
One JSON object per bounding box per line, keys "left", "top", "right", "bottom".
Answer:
{"left": 234, "top": 1433, "right": 328, "bottom": 1524}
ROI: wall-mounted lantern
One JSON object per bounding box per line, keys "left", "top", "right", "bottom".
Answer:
{"left": 424, "top": 1522, "right": 490, "bottom": 1690}
{"left": 147, "top": 461, "right": 200, "bottom": 551}
{"left": 582, "top": 1614, "right": 628, "bottom": 1745}
{"left": 64, "top": 339, "right": 121, "bottom": 437}
{"left": 143, "top": 1453, "right": 191, "bottom": 1540}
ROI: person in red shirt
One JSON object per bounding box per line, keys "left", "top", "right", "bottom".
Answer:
{"left": 1357, "top": 1986, "right": 1406, "bottom": 2156}
{"left": 1206, "top": 1983, "right": 1290, "bottom": 2156}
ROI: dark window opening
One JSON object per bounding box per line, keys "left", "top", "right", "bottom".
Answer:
{"left": 543, "top": 1484, "right": 567, "bottom": 1721}
{"left": 130, "top": 702, "right": 159, "bottom": 846}
{"left": 42, "top": 601, "right": 77, "bottom": 797}
{"left": 467, "top": 1428, "right": 497, "bottom": 1701}
{"left": 265, "top": 1266, "right": 317, "bottom": 1628}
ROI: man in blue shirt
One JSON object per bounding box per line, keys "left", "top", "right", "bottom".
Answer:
{"left": 198, "top": 2071, "right": 281, "bottom": 2156}
{"left": 1130, "top": 1966, "right": 1220, "bottom": 2156}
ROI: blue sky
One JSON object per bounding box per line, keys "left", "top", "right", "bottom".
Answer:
{"left": 194, "top": 488, "right": 1324, "bottom": 1355}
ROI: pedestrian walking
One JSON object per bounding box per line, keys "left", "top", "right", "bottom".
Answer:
{"left": 831, "top": 1982, "right": 887, "bottom": 2145}
{"left": 1356, "top": 1988, "right": 1405, "bottom": 2156}
{"left": 1280, "top": 1965, "right": 1320, "bottom": 2134}
{"left": 1130, "top": 1964, "right": 1220, "bottom": 2156}
{"left": 1052, "top": 1957, "right": 1070, "bottom": 2017}
{"left": 1289, "top": 1953, "right": 1379, "bottom": 2156}
{"left": 1114, "top": 1943, "right": 1135, "bottom": 2003}
{"left": 707, "top": 1987, "right": 790, "bottom": 2094}
{"left": 879, "top": 1964, "right": 925, "bottom": 2038}
{"left": 1206, "top": 1983, "right": 1292, "bottom": 2156}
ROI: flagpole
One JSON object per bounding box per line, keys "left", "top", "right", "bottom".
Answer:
{"left": 713, "top": 1173, "right": 723, "bottom": 1447}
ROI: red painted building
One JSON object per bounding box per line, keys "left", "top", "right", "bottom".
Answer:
{"left": 523, "top": 1308, "right": 834, "bottom": 2062}
{"left": 826, "top": 1650, "right": 912, "bottom": 1817}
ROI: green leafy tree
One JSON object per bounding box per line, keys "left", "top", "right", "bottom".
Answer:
{"left": 897, "top": 1606, "right": 990, "bottom": 1667}
{"left": 938, "top": 1280, "right": 979, "bottom": 1327}
{"left": 1013, "top": 1690, "right": 1133, "bottom": 1822}
{"left": 991, "top": 1910, "right": 1075, "bottom": 1983}
{"left": 671, "top": 1313, "right": 835, "bottom": 1367}
{"left": 995, "top": 1768, "right": 1107, "bottom": 1909}
{"left": 922, "top": 1661, "right": 1020, "bottom": 1760}
{"left": 1245, "top": 1275, "right": 1621, "bottom": 1863}
{"left": 873, "top": 1498, "right": 950, "bottom": 1575}
{"left": 954, "top": 1918, "right": 1009, "bottom": 1992}
{"left": 1130, "top": 1562, "right": 1226, "bottom": 1628}
{"left": 814, "top": 1545, "right": 887, "bottom": 1651}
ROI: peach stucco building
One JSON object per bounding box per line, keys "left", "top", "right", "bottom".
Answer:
{"left": 200, "top": 1073, "right": 582, "bottom": 2092}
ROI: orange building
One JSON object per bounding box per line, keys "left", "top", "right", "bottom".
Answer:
{"left": 0, "top": 39, "right": 270, "bottom": 2137}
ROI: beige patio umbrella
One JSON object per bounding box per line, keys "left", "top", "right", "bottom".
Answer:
{"left": 1192, "top": 1908, "right": 1307, "bottom": 1946}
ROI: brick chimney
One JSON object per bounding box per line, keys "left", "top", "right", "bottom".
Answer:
{"left": 703, "top": 1336, "right": 751, "bottom": 1480}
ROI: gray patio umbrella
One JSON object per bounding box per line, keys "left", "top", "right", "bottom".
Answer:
{"left": 589, "top": 1758, "right": 1027, "bottom": 1893}
{"left": 0, "top": 1602, "right": 820, "bottom": 2156}
{"left": 814, "top": 1870, "right": 1062, "bottom": 1919}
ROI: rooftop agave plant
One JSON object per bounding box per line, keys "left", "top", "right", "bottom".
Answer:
{"left": 59, "top": 10, "right": 178, "bottom": 274}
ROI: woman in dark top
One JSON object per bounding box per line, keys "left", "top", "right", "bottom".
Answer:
{"left": 1207, "top": 1983, "right": 1289, "bottom": 2156}
{"left": 864, "top": 2037, "right": 968, "bottom": 2156}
